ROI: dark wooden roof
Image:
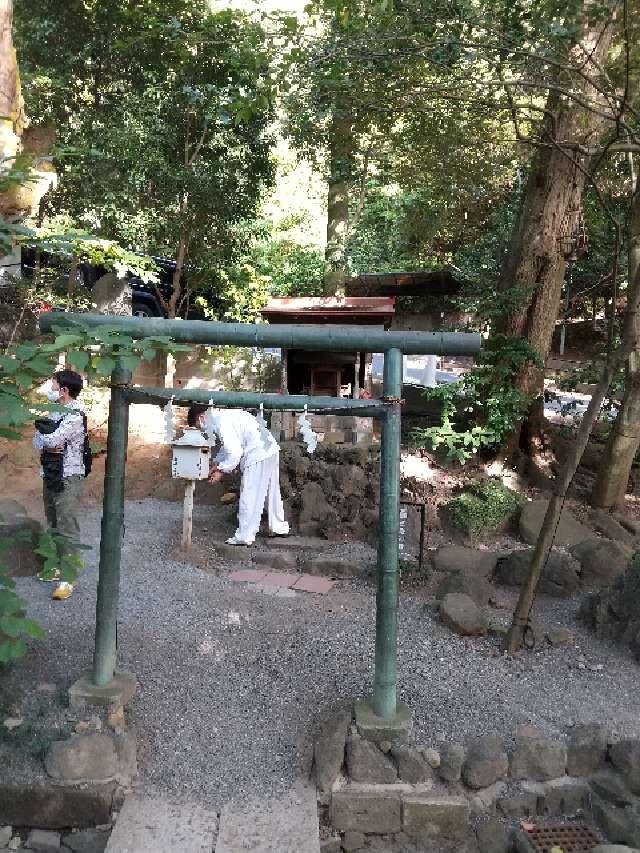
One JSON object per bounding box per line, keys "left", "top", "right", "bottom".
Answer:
{"left": 346, "top": 270, "right": 464, "bottom": 297}
{"left": 260, "top": 296, "right": 395, "bottom": 326}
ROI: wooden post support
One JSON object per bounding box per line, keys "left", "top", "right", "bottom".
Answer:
{"left": 182, "top": 480, "right": 195, "bottom": 549}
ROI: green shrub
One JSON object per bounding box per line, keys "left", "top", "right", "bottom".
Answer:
{"left": 441, "top": 479, "right": 523, "bottom": 539}
{"left": 412, "top": 335, "right": 540, "bottom": 464}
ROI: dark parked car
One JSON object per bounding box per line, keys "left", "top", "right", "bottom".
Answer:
{"left": 20, "top": 246, "right": 185, "bottom": 318}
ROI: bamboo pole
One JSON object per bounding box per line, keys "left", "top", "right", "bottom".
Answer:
{"left": 124, "top": 386, "right": 387, "bottom": 417}
{"left": 373, "top": 348, "right": 403, "bottom": 718}
{"left": 92, "top": 364, "right": 131, "bottom": 687}
{"left": 39, "top": 311, "right": 482, "bottom": 356}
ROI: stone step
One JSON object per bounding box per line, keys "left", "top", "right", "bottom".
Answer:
{"left": 258, "top": 536, "right": 330, "bottom": 552}
{"left": 215, "top": 784, "right": 319, "bottom": 853}
{"left": 106, "top": 793, "right": 218, "bottom": 853}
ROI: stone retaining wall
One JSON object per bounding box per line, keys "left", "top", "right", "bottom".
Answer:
{"left": 315, "top": 706, "right": 640, "bottom": 852}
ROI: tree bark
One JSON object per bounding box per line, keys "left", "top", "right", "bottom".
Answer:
{"left": 0, "top": 0, "right": 25, "bottom": 218}
{"left": 498, "top": 8, "right": 615, "bottom": 459}
{"left": 162, "top": 228, "right": 189, "bottom": 388}
{"left": 592, "top": 169, "right": 640, "bottom": 509}
{"left": 506, "top": 232, "right": 640, "bottom": 653}
{"left": 324, "top": 111, "right": 353, "bottom": 296}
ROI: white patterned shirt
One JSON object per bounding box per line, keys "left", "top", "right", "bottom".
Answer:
{"left": 211, "top": 409, "right": 278, "bottom": 473}
{"left": 33, "top": 399, "right": 86, "bottom": 478}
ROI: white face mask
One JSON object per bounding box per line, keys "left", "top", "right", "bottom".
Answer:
{"left": 46, "top": 389, "right": 60, "bottom": 402}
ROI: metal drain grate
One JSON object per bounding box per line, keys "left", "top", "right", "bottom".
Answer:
{"left": 524, "top": 824, "right": 600, "bottom": 852}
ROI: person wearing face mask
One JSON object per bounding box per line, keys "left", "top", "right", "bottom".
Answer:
{"left": 186, "top": 404, "right": 289, "bottom": 546}
{"left": 32, "top": 370, "right": 87, "bottom": 600}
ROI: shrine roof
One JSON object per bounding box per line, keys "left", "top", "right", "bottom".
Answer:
{"left": 260, "top": 296, "right": 395, "bottom": 326}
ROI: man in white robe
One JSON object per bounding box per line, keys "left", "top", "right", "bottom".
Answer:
{"left": 187, "top": 405, "right": 289, "bottom": 545}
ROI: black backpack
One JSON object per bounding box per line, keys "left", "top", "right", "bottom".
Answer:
{"left": 80, "top": 412, "right": 93, "bottom": 477}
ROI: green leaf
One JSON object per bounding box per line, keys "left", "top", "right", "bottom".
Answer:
{"left": 0, "top": 615, "right": 29, "bottom": 637}
{"left": 0, "top": 428, "right": 23, "bottom": 440}
{"left": 0, "top": 638, "right": 27, "bottom": 662}
{"left": 67, "top": 351, "right": 90, "bottom": 371}
{"left": 95, "top": 356, "right": 116, "bottom": 375}
{"left": 117, "top": 355, "right": 140, "bottom": 373}
{"left": 0, "top": 356, "right": 19, "bottom": 374}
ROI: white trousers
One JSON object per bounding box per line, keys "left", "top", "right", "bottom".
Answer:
{"left": 235, "top": 453, "right": 289, "bottom": 544}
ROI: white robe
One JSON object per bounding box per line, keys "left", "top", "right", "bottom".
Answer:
{"left": 210, "top": 410, "right": 289, "bottom": 544}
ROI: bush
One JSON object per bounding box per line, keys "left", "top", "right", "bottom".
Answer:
{"left": 411, "top": 335, "right": 540, "bottom": 464}
{"left": 440, "top": 479, "right": 523, "bottom": 539}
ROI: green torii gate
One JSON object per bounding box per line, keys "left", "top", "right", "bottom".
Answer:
{"left": 40, "top": 312, "right": 481, "bottom": 723}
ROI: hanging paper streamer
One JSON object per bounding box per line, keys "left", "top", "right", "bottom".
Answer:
{"left": 163, "top": 396, "right": 175, "bottom": 444}
{"left": 256, "top": 402, "right": 273, "bottom": 452}
{"left": 204, "top": 399, "right": 218, "bottom": 449}
{"left": 297, "top": 405, "right": 319, "bottom": 455}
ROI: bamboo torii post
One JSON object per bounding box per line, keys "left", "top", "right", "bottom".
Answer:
{"left": 40, "top": 312, "right": 481, "bottom": 722}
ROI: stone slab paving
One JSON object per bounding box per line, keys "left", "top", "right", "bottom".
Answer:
{"left": 215, "top": 784, "right": 319, "bottom": 853}
{"left": 291, "top": 575, "right": 335, "bottom": 594}
{"left": 229, "top": 569, "right": 268, "bottom": 583}
{"left": 105, "top": 793, "right": 218, "bottom": 853}
{"left": 229, "top": 569, "right": 335, "bottom": 595}
{"left": 261, "top": 571, "right": 300, "bottom": 588}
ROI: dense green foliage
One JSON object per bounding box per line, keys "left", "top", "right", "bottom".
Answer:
{"left": 441, "top": 479, "right": 524, "bottom": 539}
{"left": 15, "top": 0, "right": 275, "bottom": 315}
{"left": 412, "top": 336, "right": 541, "bottom": 463}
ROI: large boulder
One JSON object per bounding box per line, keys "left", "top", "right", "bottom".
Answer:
{"left": 581, "top": 558, "right": 640, "bottom": 662}
{"left": 462, "top": 736, "right": 508, "bottom": 789}
{"left": 609, "top": 739, "right": 640, "bottom": 796}
{"left": 509, "top": 737, "right": 567, "bottom": 781}
{"left": 391, "top": 744, "right": 434, "bottom": 784}
{"left": 431, "top": 546, "right": 500, "bottom": 579}
{"left": 519, "top": 499, "right": 594, "bottom": 547}
{"left": 436, "top": 571, "right": 492, "bottom": 607}
{"left": 495, "top": 549, "right": 580, "bottom": 598}
{"left": 438, "top": 742, "right": 465, "bottom": 784}
{"left": 298, "top": 481, "right": 337, "bottom": 538}
{"left": 571, "top": 538, "right": 634, "bottom": 588}
{"left": 45, "top": 734, "right": 119, "bottom": 783}
{"left": 440, "top": 593, "right": 488, "bottom": 637}
{"left": 347, "top": 737, "right": 397, "bottom": 784}
{"left": 590, "top": 509, "right": 637, "bottom": 546}
{"left": 0, "top": 499, "right": 43, "bottom": 577}
{"left": 333, "top": 465, "right": 368, "bottom": 499}
{"left": 567, "top": 724, "right": 608, "bottom": 776}
{"left": 298, "top": 481, "right": 330, "bottom": 521}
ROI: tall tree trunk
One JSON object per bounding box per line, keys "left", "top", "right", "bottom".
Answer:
{"left": 498, "top": 9, "right": 615, "bottom": 459}
{"left": 506, "top": 207, "right": 640, "bottom": 652}
{"left": 324, "top": 112, "right": 353, "bottom": 296}
{"left": 163, "top": 229, "right": 189, "bottom": 388}
{"left": 592, "top": 171, "right": 640, "bottom": 509}
{"left": 0, "top": 0, "right": 25, "bottom": 219}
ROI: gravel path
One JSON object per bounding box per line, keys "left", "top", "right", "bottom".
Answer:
{"left": 9, "top": 498, "right": 640, "bottom": 809}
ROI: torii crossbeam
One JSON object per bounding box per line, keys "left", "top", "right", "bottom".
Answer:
{"left": 40, "top": 312, "right": 481, "bottom": 723}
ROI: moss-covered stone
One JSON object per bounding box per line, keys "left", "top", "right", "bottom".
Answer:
{"left": 440, "top": 480, "right": 523, "bottom": 540}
